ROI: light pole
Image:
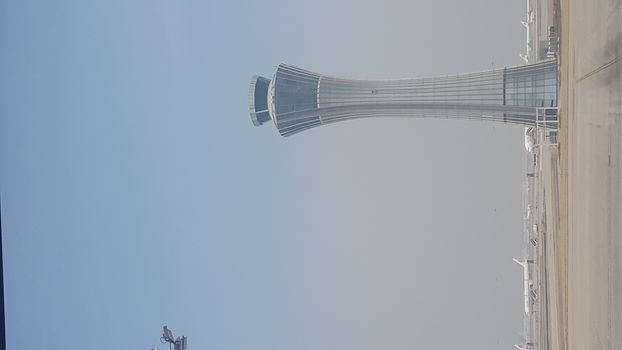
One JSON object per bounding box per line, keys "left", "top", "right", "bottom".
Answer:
{"left": 152, "top": 326, "right": 187, "bottom": 350}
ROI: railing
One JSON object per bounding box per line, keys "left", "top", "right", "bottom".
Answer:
{"left": 535, "top": 107, "right": 559, "bottom": 146}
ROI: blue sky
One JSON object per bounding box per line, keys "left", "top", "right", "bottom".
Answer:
{"left": 1, "top": 1, "right": 529, "bottom": 349}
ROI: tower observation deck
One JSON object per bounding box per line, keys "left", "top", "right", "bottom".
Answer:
{"left": 249, "top": 60, "right": 557, "bottom": 136}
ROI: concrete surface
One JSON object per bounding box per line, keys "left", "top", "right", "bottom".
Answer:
{"left": 541, "top": 140, "right": 564, "bottom": 350}
{"left": 561, "top": 0, "right": 622, "bottom": 349}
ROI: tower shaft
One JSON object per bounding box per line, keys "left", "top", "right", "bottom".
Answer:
{"left": 250, "top": 60, "right": 557, "bottom": 136}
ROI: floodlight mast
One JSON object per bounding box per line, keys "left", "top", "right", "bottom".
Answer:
{"left": 157, "top": 326, "right": 188, "bottom": 350}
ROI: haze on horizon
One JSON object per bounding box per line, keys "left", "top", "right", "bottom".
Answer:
{"left": 1, "top": 1, "right": 530, "bottom": 349}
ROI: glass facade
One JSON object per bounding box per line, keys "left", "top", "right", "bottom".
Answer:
{"left": 505, "top": 61, "right": 557, "bottom": 108}
{"left": 248, "top": 76, "right": 272, "bottom": 126}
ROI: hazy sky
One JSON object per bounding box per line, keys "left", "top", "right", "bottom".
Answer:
{"left": 1, "top": 0, "right": 529, "bottom": 349}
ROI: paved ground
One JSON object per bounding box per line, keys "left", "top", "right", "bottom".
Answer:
{"left": 541, "top": 140, "right": 563, "bottom": 350}
{"left": 560, "top": 0, "right": 622, "bottom": 349}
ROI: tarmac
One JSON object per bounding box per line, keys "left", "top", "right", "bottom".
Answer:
{"left": 557, "top": 0, "right": 622, "bottom": 349}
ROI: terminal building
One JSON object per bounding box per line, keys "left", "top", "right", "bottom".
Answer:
{"left": 249, "top": 60, "right": 557, "bottom": 136}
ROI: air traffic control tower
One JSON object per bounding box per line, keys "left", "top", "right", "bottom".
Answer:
{"left": 249, "top": 60, "right": 557, "bottom": 136}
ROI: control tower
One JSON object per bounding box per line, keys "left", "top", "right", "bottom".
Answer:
{"left": 249, "top": 60, "right": 557, "bottom": 136}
